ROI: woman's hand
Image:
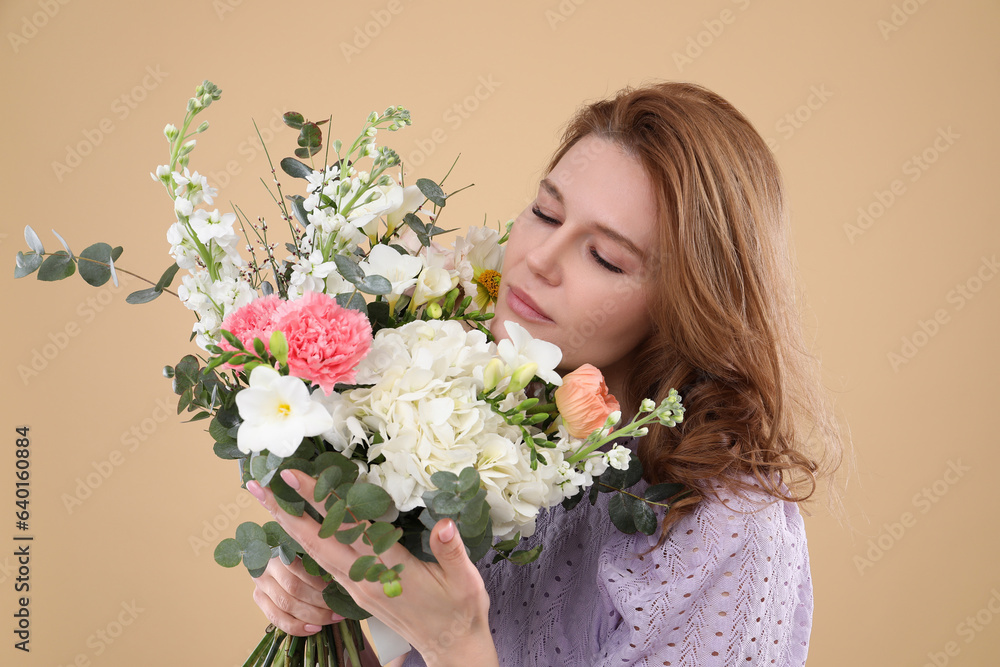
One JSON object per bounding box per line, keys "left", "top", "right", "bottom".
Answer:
{"left": 246, "top": 469, "right": 499, "bottom": 667}
{"left": 251, "top": 554, "right": 343, "bottom": 636}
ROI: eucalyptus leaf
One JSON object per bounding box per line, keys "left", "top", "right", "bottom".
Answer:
{"left": 314, "top": 466, "right": 344, "bottom": 502}
{"left": 155, "top": 263, "right": 180, "bottom": 290}
{"left": 336, "top": 523, "right": 366, "bottom": 544}
{"left": 172, "top": 355, "right": 200, "bottom": 393}
{"left": 125, "top": 286, "right": 162, "bottom": 304}
{"left": 212, "top": 440, "right": 243, "bottom": 460}
{"left": 13, "top": 251, "right": 42, "bottom": 278}
{"left": 608, "top": 494, "right": 638, "bottom": 534}
{"left": 287, "top": 195, "right": 310, "bottom": 228}
{"left": 235, "top": 522, "right": 268, "bottom": 547}
{"left": 632, "top": 499, "right": 659, "bottom": 535}
{"left": 644, "top": 482, "right": 684, "bottom": 503}
{"left": 345, "top": 483, "right": 392, "bottom": 521}
{"left": 242, "top": 540, "right": 272, "bottom": 571}
{"left": 335, "top": 291, "right": 368, "bottom": 314}
{"left": 349, "top": 555, "right": 377, "bottom": 582}
{"left": 318, "top": 498, "right": 347, "bottom": 538}
{"left": 333, "top": 255, "right": 364, "bottom": 282}
{"left": 282, "top": 112, "right": 305, "bottom": 130}
{"left": 37, "top": 252, "right": 75, "bottom": 281}
{"left": 322, "top": 582, "right": 371, "bottom": 621}
{"left": 416, "top": 178, "right": 446, "bottom": 207}
{"left": 429, "top": 470, "right": 460, "bottom": 494}
{"left": 51, "top": 229, "right": 73, "bottom": 257}
{"left": 107, "top": 253, "right": 118, "bottom": 287}
{"left": 78, "top": 243, "right": 114, "bottom": 286}
{"left": 297, "top": 122, "right": 322, "bottom": 149}
{"left": 24, "top": 225, "right": 44, "bottom": 255}
{"left": 508, "top": 544, "right": 544, "bottom": 565}
{"left": 280, "top": 157, "right": 313, "bottom": 179}
{"left": 355, "top": 275, "right": 391, "bottom": 296}
{"left": 363, "top": 522, "right": 401, "bottom": 555}
{"left": 213, "top": 538, "right": 242, "bottom": 567}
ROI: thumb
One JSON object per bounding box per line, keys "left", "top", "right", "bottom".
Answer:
{"left": 429, "top": 518, "right": 473, "bottom": 574}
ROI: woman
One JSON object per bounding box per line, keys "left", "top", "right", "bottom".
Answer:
{"left": 244, "top": 81, "right": 845, "bottom": 666}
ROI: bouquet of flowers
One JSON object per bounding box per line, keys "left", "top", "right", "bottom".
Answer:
{"left": 13, "top": 81, "right": 686, "bottom": 667}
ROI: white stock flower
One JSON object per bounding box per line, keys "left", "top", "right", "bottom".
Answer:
{"left": 606, "top": 445, "right": 632, "bottom": 471}
{"left": 496, "top": 320, "right": 563, "bottom": 386}
{"left": 235, "top": 366, "right": 335, "bottom": 457}
{"left": 189, "top": 209, "right": 237, "bottom": 244}
{"left": 174, "top": 196, "right": 194, "bottom": 218}
{"left": 287, "top": 251, "right": 350, "bottom": 301}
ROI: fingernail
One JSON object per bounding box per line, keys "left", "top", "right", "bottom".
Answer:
{"left": 331, "top": 612, "right": 345, "bottom": 623}
{"left": 303, "top": 623, "right": 322, "bottom": 633}
{"left": 280, "top": 469, "right": 300, "bottom": 489}
{"left": 246, "top": 481, "right": 266, "bottom": 503}
{"left": 439, "top": 519, "right": 456, "bottom": 543}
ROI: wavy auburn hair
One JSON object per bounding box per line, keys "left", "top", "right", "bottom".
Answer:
{"left": 545, "top": 82, "right": 845, "bottom": 541}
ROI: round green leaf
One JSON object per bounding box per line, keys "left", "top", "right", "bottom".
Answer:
{"left": 345, "top": 483, "right": 392, "bottom": 521}
{"left": 235, "top": 522, "right": 268, "bottom": 547}
{"left": 213, "top": 538, "right": 242, "bottom": 567}
{"left": 37, "top": 252, "right": 75, "bottom": 281}
{"left": 242, "top": 540, "right": 272, "bottom": 571}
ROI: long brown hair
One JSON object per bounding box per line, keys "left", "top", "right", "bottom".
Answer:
{"left": 545, "top": 81, "right": 846, "bottom": 541}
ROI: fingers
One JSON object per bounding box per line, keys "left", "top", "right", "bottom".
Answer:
{"left": 248, "top": 475, "right": 358, "bottom": 580}
{"left": 428, "top": 519, "right": 485, "bottom": 597}
{"left": 267, "top": 557, "right": 329, "bottom": 611}
{"left": 252, "top": 583, "right": 325, "bottom": 637}
{"left": 252, "top": 560, "right": 345, "bottom": 635}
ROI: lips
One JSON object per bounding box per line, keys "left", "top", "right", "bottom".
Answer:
{"left": 506, "top": 286, "right": 554, "bottom": 323}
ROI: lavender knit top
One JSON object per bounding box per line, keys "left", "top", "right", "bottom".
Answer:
{"left": 402, "top": 469, "right": 813, "bottom": 666}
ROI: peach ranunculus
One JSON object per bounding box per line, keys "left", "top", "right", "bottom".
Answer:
{"left": 553, "top": 364, "right": 621, "bottom": 439}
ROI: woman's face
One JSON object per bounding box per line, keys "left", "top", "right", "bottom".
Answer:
{"left": 491, "top": 134, "right": 658, "bottom": 392}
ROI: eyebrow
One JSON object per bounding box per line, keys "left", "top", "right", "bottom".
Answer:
{"left": 539, "top": 178, "right": 646, "bottom": 260}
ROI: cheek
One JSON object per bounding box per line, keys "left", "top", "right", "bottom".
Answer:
{"left": 558, "top": 291, "right": 650, "bottom": 367}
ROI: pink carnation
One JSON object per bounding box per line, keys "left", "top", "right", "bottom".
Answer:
{"left": 219, "top": 295, "right": 286, "bottom": 361}
{"left": 273, "top": 291, "right": 373, "bottom": 395}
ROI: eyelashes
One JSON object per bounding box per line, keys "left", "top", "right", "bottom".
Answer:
{"left": 530, "top": 205, "right": 623, "bottom": 274}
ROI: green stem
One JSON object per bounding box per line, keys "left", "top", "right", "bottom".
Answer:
{"left": 565, "top": 413, "right": 659, "bottom": 465}
{"left": 37, "top": 253, "right": 179, "bottom": 297}
{"left": 242, "top": 626, "right": 276, "bottom": 667}
{"left": 340, "top": 620, "right": 362, "bottom": 667}
{"left": 260, "top": 628, "right": 284, "bottom": 667}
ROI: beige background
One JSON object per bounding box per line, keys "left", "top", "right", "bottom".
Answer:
{"left": 2, "top": 0, "right": 997, "bottom": 665}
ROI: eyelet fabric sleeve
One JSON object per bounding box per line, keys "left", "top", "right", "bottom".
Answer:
{"left": 403, "top": 477, "right": 812, "bottom": 667}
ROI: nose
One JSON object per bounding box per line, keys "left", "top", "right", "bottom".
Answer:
{"left": 524, "top": 227, "right": 567, "bottom": 285}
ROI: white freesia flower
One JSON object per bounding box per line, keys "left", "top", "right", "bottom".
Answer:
{"left": 410, "top": 262, "right": 458, "bottom": 308}
{"left": 346, "top": 182, "right": 404, "bottom": 237}
{"left": 496, "top": 320, "right": 563, "bottom": 386}
{"left": 235, "top": 366, "right": 334, "bottom": 457}
{"left": 359, "top": 244, "right": 422, "bottom": 310}
{"left": 386, "top": 184, "right": 423, "bottom": 233}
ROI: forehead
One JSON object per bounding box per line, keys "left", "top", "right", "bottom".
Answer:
{"left": 545, "top": 135, "right": 659, "bottom": 248}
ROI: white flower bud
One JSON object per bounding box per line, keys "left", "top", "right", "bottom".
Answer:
{"left": 163, "top": 124, "right": 179, "bottom": 141}
{"left": 640, "top": 398, "right": 656, "bottom": 413}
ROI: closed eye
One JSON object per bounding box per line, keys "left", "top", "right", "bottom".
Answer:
{"left": 531, "top": 205, "right": 623, "bottom": 274}
{"left": 531, "top": 205, "right": 559, "bottom": 225}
